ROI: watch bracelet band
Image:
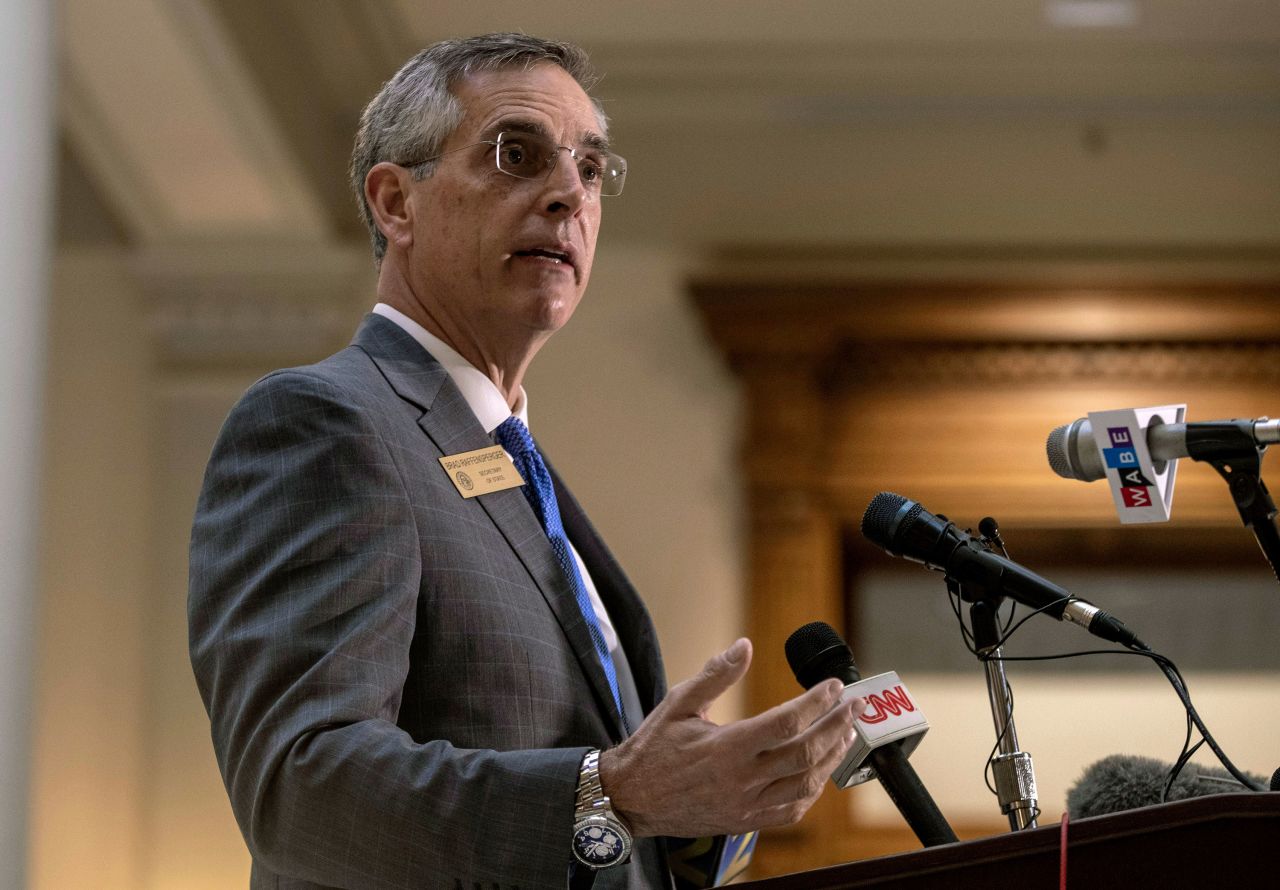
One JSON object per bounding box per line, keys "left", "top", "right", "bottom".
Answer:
{"left": 575, "top": 749, "right": 607, "bottom": 815}
{"left": 574, "top": 748, "right": 633, "bottom": 832}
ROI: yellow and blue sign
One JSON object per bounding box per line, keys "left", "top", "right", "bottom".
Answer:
{"left": 669, "top": 831, "right": 759, "bottom": 888}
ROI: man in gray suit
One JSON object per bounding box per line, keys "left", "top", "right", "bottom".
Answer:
{"left": 189, "top": 34, "right": 861, "bottom": 890}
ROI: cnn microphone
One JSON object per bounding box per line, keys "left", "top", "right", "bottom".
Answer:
{"left": 1066, "top": 753, "right": 1266, "bottom": 818}
{"left": 1047, "top": 415, "right": 1280, "bottom": 483}
{"left": 861, "top": 492, "right": 1147, "bottom": 650}
{"left": 785, "top": 621, "right": 958, "bottom": 847}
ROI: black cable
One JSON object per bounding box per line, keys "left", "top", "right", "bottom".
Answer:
{"left": 976, "top": 645, "right": 1264, "bottom": 792}
{"left": 1149, "top": 656, "right": 1263, "bottom": 792}
{"left": 981, "top": 684, "right": 1014, "bottom": 797}
{"left": 1165, "top": 737, "right": 1207, "bottom": 803}
{"left": 976, "top": 679, "right": 1041, "bottom": 822}
{"left": 952, "top": 593, "right": 1064, "bottom": 661}
{"left": 941, "top": 522, "right": 1264, "bottom": 802}
{"left": 945, "top": 578, "right": 977, "bottom": 651}
{"left": 1163, "top": 683, "right": 1200, "bottom": 804}
{"left": 948, "top": 578, "right": 1041, "bottom": 818}
{"left": 1001, "top": 602, "right": 1017, "bottom": 636}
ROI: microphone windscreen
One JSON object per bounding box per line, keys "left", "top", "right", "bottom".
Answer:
{"left": 1271, "top": 767, "right": 1280, "bottom": 792}
{"left": 784, "top": 621, "right": 858, "bottom": 689}
{"left": 860, "top": 492, "right": 909, "bottom": 549}
{"left": 1066, "top": 754, "right": 1265, "bottom": 818}
{"left": 1045, "top": 424, "right": 1074, "bottom": 479}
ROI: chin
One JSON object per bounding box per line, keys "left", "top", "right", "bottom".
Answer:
{"left": 522, "top": 288, "right": 583, "bottom": 333}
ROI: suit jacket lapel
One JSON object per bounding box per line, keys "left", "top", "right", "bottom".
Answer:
{"left": 352, "top": 314, "right": 628, "bottom": 740}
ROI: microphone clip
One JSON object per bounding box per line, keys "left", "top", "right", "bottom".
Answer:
{"left": 946, "top": 519, "right": 1011, "bottom": 608}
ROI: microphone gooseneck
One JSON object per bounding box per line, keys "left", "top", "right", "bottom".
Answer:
{"left": 785, "top": 622, "right": 958, "bottom": 847}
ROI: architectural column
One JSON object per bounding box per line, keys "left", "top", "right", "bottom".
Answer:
{"left": 735, "top": 360, "right": 853, "bottom": 879}
{"left": 0, "top": 0, "right": 54, "bottom": 885}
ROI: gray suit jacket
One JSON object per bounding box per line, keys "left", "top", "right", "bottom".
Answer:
{"left": 189, "top": 314, "right": 672, "bottom": 889}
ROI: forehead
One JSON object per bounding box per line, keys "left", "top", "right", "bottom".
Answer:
{"left": 450, "top": 63, "right": 606, "bottom": 144}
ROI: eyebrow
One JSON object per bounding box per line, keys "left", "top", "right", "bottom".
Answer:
{"left": 492, "top": 118, "right": 611, "bottom": 152}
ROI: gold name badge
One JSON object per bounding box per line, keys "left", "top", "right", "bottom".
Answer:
{"left": 438, "top": 445, "right": 525, "bottom": 499}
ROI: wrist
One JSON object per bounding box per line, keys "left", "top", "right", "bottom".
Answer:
{"left": 597, "top": 743, "right": 649, "bottom": 837}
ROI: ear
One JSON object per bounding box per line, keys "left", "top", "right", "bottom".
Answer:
{"left": 365, "top": 162, "right": 417, "bottom": 253}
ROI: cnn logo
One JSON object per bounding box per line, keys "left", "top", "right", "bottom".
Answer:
{"left": 857, "top": 685, "right": 916, "bottom": 725}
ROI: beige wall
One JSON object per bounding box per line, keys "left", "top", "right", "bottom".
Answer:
{"left": 32, "top": 250, "right": 150, "bottom": 888}
{"left": 146, "top": 378, "right": 261, "bottom": 888}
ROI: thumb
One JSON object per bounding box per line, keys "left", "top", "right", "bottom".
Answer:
{"left": 667, "top": 638, "right": 752, "bottom": 719}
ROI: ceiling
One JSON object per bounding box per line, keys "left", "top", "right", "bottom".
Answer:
{"left": 57, "top": 0, "right": 1280, "bottom": 251}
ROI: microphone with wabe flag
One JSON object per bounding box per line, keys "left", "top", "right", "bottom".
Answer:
{"left": 1045, "top": 407, "right": 1280, "bottom": 523}
{"left": 784, "top": 621, "right": 958, "bottom": 847}
{"left": 1046, "top": 404, "right": 1187, "bottom": 523}
{"left": 1048, "top": 406, "right": 1280, "bottom": 586}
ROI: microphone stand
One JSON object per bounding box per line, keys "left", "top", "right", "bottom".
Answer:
{"left": 1198, "top": 443, "right": 1280, "bottom": 587}
{"left": 965, "top": 595, "right": 1040, "bottom": 831}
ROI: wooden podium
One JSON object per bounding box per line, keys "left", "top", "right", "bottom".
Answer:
{"left": 737, "top": 793, "right": 1278, "bottom": 889}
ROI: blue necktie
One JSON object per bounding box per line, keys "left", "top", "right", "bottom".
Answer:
{"left": 495, "top": 416, "right": 627, "bottom": 729}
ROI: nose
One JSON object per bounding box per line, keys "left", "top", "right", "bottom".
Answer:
{"left": 538, "top": 149, "right": 589, "bottom": 217}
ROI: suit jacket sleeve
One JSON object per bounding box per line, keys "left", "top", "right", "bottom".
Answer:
{"left": 188, "top": 368, "right": 589, "bottom": 889}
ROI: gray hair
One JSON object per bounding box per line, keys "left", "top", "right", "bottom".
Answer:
{"left": 349, "top": 33, "right": 605, "bottom": 266}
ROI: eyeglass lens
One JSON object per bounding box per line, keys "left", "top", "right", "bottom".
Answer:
{"left": 495, "top": 132, "right": 626, "bottom": 196}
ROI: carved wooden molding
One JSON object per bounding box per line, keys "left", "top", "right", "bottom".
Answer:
{"left": 691, "top": 280, "right": 1280, "bottom": 371}
{"left": 827, "top": 340, "right": 1280, "bottom": 388}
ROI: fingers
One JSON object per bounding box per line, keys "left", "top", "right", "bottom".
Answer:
{"left": 662, "top": 638, "right": 753, "bottom": 719}
{"left": 714, "top": 713, "right": 857, "bottom": 834}
{"left": 746, "top": 677, "right": 847, "bottom": 747}
{"left": 751, "top": 698, "right": 859, "bottom": 810}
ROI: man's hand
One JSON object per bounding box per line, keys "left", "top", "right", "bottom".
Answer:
{"left": 598, "top": 638, "right": 864, "bottom": 838}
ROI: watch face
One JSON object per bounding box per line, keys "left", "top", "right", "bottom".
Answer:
{"left": 572, "top": 816, "right": 631, "bottom": 868}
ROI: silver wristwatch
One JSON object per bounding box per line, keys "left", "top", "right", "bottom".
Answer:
{"left": 571, "top": 749, "right": 633, "bottom": 869}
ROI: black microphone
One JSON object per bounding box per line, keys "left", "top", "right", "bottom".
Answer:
{"left": 860, "top": 492, "right": 1147, "bottom": 650}
{"left": 1066, "top": 754, "right": 1266, "bottom": 818}
{"left": 785, "top": 621, "right": 958, "bottom": 847}
{"left": 1047, "top": 416, "right": 1279, "bottom": 483}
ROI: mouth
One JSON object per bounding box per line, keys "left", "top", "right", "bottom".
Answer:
{"left": 511, "top": 244, "right": 576, "bottom": 272}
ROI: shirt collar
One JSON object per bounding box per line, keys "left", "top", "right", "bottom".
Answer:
{"left": 373, "top": 303, "right": 528, "bottom": 434}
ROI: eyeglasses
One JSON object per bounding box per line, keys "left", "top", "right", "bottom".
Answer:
{"left": 397, "top": 130, "right": 627, "bottom": 197}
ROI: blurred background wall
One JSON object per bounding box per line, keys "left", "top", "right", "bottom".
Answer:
{"left": 14, "top": 0, "right": 1280, "bottom": 886}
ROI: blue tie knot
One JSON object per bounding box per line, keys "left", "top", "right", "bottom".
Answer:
{"left": 495, "top": 416, "right": 536, "bottom": 459}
